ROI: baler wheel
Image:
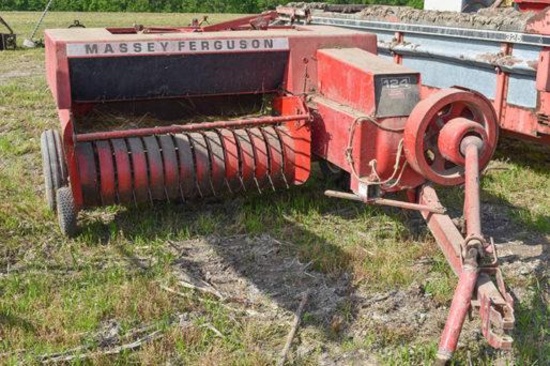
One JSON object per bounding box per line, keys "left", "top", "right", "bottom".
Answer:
{"left": 41, "top": 130, "right": 68, "bottom": 211}
{"left": 404, "top": 88, "right": 498, "bottom": 186}
{"left": 56, "top": 186, "right": 78, "bottom": 237}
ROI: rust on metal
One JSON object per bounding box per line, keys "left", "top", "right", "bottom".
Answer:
{"left": 76, "top": 114, "right": 310, "bottom": 143}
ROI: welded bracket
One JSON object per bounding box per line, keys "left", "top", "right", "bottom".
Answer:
{"left": 477, "top": 269, "right": 515, "bottom": 349}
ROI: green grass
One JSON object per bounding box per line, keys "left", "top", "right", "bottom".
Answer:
{"left": 0, "top": 10, "right": 549, "bottom": 365}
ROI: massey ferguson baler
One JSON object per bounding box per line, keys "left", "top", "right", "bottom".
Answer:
{"left": 42, "top": 15, "right": 514, "bottom": 364}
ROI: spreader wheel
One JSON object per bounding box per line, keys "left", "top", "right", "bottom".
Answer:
{"left": 404, "top": 89, "right": 498, "bottom": 186}
{"left": 41, "top": 130, "right": 68, "bottom": 211}
{"left": 56, "top": 187, "right": 78, "bottom": 237}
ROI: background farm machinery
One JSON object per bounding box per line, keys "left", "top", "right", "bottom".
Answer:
{"left": 278, "top": 0, "right": 550, "bottom": 146}
{"left": 0, "top": 15, "right": 16, "bottom": 50}
{"left": 39, "top": 10, "right": 524, "bottom": 364}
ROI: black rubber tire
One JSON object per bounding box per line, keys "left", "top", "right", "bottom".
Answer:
{"left": 56, "top": 187, "right": 78, "bottom": 237}
{"left": 41, "top": 132, "right": 55, "bottom": 211}
{"left": 53, "top": 130, "right": 68, "bottom": 184}
{"left": 41, "top": 130, "right": 68, "bottom": 211}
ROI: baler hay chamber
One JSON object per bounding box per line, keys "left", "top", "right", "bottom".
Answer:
{"left": 42, "top": 14, "right": 514, "bottom": 363}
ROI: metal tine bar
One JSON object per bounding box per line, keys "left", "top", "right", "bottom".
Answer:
{"left": 132, "top": 190, "right": 138, "bottom": 208}
{"left": 259, "top": 127, "right": 277, "bottom": 192}
{"left": 281, "top": 167, "right": 291, "bottom": 189}
{"left": 266, "top": 173, "right": 277, "bottom": 192}
{"left": 179, "top": 185, "right": 186, "bottom": 203}
{"left": 209, "top": 180, "right": 218, "bottom": 197}
{"left": 204, "top": 137, "right": 216, "bottom": 198}
{"left": 245, "top": 128, "right": 263, "bottom": 194}
{"left": 235, "top": 134, "right": 247, "bottom": 194}
{"left": 253, "top": 177, "right": 263, "bottom": 194}
{"left": 224, "top": 178, "right": 234, "bottom": 195}
{"left": 196, "top": 182, "right": 204, "bottom": 198}
{"left": 77, "top": 114, "right": 310, "bottom": 142}
{"left": 148, "top": 188, "right": 154, "bottom": 207}
{"left": 238, "top": 176, "right": 247, "bottom": 193}
{"left": 274, "top": 126, "right": 291, "bottom": 189}
{"left": 204, "top": 131, "right": 220, "bottom": 198}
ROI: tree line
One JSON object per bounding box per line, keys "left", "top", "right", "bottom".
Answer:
{"left": 1, "top": 0, "right": 422, "bottom": 13}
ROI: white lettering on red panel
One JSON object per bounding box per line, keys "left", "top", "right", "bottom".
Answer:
{"left": 66, "top": 38, "right": 289, "bottom": 57}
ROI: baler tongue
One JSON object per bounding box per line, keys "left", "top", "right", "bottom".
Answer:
{"left": 410, "top": 92, "right": 515, "bottom": 362}
{"left": 405, "top": 88, "right": 515, "bottom": 363}
{"left": 321, "top": 83, "right": 515, "bottom": 362}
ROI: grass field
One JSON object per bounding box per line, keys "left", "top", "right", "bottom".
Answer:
{"left": 0, "top": 11, "right": 549, "bottom": 365}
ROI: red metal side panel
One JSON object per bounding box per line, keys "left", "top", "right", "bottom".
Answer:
{"left": 273, "top": 96, "right": 311, "bottom": 185}
{"left": 317, "top": 49, "right": 375, "bottom": 115}
{"left": 311, "top": 97, "right": 425, "bottom": 193}
{"left": 45, "top": 32, "right": 72, "bottom": 110}
{"left": 536, "top": 48, "right": 550, "bottom": 91}
{"left": 312, "top": 101, "right": 374, "bottom": 176}
{"left": 59, "top": 109, "right": 84, "bottom": 208}
{"left": 285, "top": 30, "right": 377, "bottom": 95}
{"left": 518, "top": 0, "right": 550, "bottom": 15}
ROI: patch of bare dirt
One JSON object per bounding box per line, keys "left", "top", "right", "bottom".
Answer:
{"left": 0, "top": 70, "right": 42, "bottom": 83}
{"left": 0, "top": 52, "right": 45, "bottom": 85}
{"left": 480, "top": 202, "right": 549, "bottom": 301}
{"left": 164, "top": 197, "right": 549, "bottom": 363}
{"left": 169, "top": 235, "right": 351, "bottom": 326}
{"left": 167, "top": 234, "right": 450, "bottom": 364}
